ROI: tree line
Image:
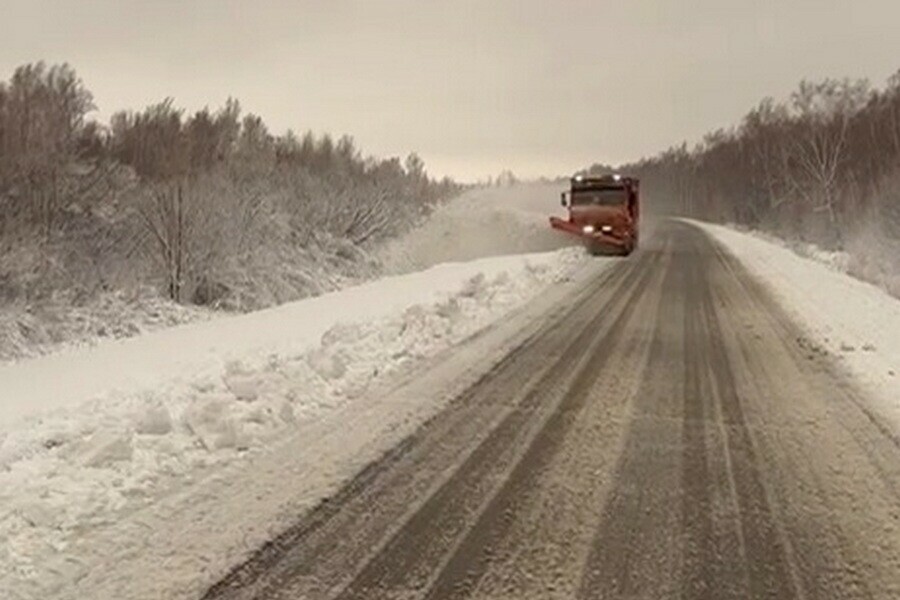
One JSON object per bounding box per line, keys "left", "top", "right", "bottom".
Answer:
{"left": 0, "top": 62, "right": 458, "bottom": 308}
{"left": 612, "top": 72, "right": 900, "bottom": 251}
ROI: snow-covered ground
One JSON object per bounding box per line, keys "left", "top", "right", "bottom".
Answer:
{"left": 723, "top": 223, "right": 854, "bottom": 274}
{"left": 0, "top": 183, "right": 588, "bottom": 599}
{"left": 693, "top": 220, "right": 900, "bottom": 428}
{"left": 0, "top": 286, "right": 213, "bottom": 362}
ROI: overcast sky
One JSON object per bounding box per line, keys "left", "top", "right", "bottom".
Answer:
{"left": 1, "top": 1, "right": 898, "bottom": 182}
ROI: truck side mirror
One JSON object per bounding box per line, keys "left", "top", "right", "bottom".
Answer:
{"left": 560, "top": 192, "right": 567, "bottom": 207}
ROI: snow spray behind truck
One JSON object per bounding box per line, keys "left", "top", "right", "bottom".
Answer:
{"left": 549, "top": 174, "right": 640, "bottom": 255}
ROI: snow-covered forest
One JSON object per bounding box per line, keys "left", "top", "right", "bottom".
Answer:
{"left": 0, "top": 62, "right": 459, "bottom": 358}
{"left": 607, "top": 72, "right": 900, "bottom": 296}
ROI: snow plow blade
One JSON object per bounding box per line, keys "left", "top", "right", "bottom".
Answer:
{"left": 549, "top": 216, "right": 633, "bottom": 254}
{"left": 549, "top": 216, "right": 629, "bottom": 247}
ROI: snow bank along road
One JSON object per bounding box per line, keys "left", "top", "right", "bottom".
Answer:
{"left": 0, "top": 246, "right": 590, "bottom": 599}
{"left": 206, "top": 220, "right": 900, "bottom": 600}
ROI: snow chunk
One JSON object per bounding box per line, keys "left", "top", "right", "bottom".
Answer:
{"left": 77, "top": 431, "right": 134, "bottom": 468}
{"left": 134, "top": 403, "right": 173, "bottom": 436}
{"left": 182, "top": 396, "right": 248, "bottom": 450}
{"left": 278, "top": 400, "right": 296, "bottom": 425}
{"left": 307, "top": 348, "right": 348, "bottom": 381}
{"left": 223, "top": 373, "right": 261, "bottom": 402}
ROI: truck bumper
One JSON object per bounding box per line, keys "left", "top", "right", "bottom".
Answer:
{"left": 549, "top": 217, "right": 634, "bottom": 251}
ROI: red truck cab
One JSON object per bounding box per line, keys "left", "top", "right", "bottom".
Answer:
{"left": 549, "top": 174, "right": 640, "bottom": 255}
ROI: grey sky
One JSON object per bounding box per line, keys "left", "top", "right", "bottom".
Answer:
{"left": 1, "top": 1, "right": 898, "bottom": 181}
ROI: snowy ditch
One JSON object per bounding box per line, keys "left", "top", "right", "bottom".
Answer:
{"left": 0, "top": 247, "right": 586, "bottom": 590}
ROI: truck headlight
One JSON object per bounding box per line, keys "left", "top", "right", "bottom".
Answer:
{"left": 582, "top": 225, "right": 595, "bottom": 234}
{"left": 601, "top": 225, "right": 613, "bottom": 233}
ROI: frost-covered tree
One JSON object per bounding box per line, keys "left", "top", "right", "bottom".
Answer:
{"left": 0, "top": 62, "right": 99, "bottom": 238}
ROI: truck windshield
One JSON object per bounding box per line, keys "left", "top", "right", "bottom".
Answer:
{"left": 571, "top": 188, "right": 627, "bottom": 207}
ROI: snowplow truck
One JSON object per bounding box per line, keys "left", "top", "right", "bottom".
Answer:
{"left": 550, "top": 174, "right": 640, "bottom": 255}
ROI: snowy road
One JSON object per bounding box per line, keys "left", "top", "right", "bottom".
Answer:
{"left": 203, "top": 220, "right": 900, "bottom": 600}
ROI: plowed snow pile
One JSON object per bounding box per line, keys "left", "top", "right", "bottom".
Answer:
{"left": 0, "top": 183, "right": 588, "bottom": 598}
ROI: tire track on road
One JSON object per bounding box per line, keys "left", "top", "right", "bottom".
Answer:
{"left": 416, "top": 241, "right": 667, "bottom": 600}
{"left": 679, "top": 237, "right": 715, "bottom": 600}
{"left": 334, "top": 250, "right": 661, "bottom": 600}
{"left": 577, "top": 225, "right": 693, "bottom": 599}
{"left": 578, "top": 224, "right": 799, "bottom": 599}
